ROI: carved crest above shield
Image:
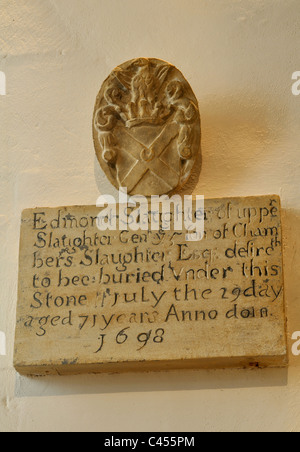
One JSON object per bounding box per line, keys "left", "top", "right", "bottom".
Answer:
{"left": 93, "top": 58, "right": 201, "bottom": 196}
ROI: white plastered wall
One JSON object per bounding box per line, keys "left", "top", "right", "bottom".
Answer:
{"left": 0, "top": 0, "right": 300, "bottom": 432}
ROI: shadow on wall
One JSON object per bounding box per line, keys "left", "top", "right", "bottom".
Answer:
{"left": 15, "top": 366, "right": 288, "bottom": 399}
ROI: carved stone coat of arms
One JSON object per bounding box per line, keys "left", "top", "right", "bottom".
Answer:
{"left": 93, "top": 58, "right": 201, "bottom": 196}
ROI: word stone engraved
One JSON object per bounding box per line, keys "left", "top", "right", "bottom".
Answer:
{"left": 14, "top": 195, "right": 287, "bottom": 375}
{"left": 93, "top": 58, "right": 201, "bottom": 196}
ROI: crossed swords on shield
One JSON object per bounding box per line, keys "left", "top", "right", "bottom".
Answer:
{"left": 113, "top": 121, "right": 180, "bottom": 193}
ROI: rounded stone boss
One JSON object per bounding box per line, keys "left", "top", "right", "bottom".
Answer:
{"left": 93, "top": 58, "right": 201, "bottom": 196}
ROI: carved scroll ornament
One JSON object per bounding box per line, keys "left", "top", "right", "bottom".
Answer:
{"left": 93, "top": 58, "right": 201, "bottom": 196}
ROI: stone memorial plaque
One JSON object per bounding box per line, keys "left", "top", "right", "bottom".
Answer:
{"left": 14, "top": 195, "right": 287, "bottom": 375}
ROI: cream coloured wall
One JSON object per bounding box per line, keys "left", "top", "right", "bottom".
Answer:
{"left": 0, "top": 0, "right": 300, "bottom": 432}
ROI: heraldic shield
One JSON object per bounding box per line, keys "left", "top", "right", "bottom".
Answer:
{"left": 93, "top": 58, "right": 201, "bottom": 196}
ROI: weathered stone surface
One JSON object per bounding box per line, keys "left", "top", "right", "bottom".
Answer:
{"left": 93, "top": 58, "right": 201, "bottom": 196}
{"left": 14, "top": 195, "right": 287, "bottom": 376}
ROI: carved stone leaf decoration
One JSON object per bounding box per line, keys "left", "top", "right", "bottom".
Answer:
{"left": 93, "top": 58, "right": 201, "bottom": 196}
